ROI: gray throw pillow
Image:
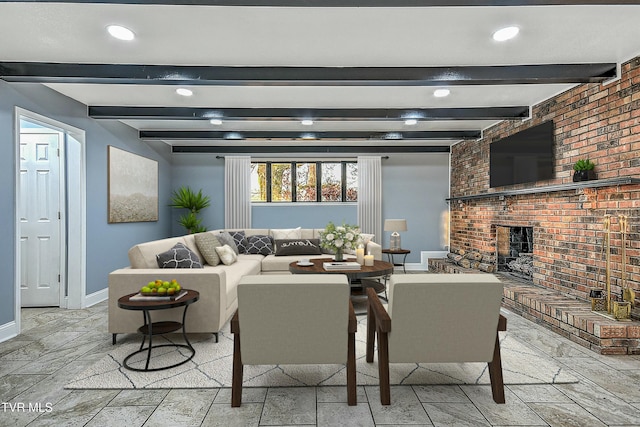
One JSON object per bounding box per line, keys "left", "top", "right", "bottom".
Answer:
{"left": 228, "top": 230, "right": 248, "bottom": 254}
{"left": 274, "top": 239, "right": 322, "bottom": 256}
{"left": 156, "top": 243, "right": 203, "bottom": 268}
{"left": 246, "top": 234, "right": 274, "bottom": 255}
{"left": 217, "top": 231, "right": 239, "bottom": 254}
{"left": 194, "top": 233, "right": 222, "bottom": 266}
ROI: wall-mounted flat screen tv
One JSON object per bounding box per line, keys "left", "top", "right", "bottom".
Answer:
{"left": 490, "top": 120, "right": 555, "bottom": 188}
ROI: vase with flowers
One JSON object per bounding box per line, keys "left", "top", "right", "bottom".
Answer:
{"left": 319, "top": 222, "right": 361, "bottom": 262}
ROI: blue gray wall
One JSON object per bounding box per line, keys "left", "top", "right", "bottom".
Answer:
{"left": 381, "top": 153, "right": 450, "bottom": 262}
{"left": 0, "top": 81, "right": 172, "bottom": 327}
{"left": 171, "top": 152, "right": 450, "bottom": 263}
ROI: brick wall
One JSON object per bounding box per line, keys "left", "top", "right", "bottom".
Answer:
{"left": 450, "top": 56, "right": 640, "bottom": 317}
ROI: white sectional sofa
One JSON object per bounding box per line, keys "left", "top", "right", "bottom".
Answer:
{"left": 108, "top": 228, "right": 382, "bottom": 343}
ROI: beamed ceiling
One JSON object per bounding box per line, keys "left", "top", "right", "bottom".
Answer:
{"left": 1, "top": 1, "right": 640, "bottom": 154}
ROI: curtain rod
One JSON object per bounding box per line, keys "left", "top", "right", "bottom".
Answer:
{"left": 216, "top": 155, "right": 390, "bottom": 160}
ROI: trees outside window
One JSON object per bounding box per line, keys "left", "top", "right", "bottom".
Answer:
{"left": 250, "top": 161, "right": 357, "bottom": 203}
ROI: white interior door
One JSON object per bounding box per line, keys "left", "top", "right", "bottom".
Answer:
{"left": 20, "top": 131, "right": 62, "bottom": 307}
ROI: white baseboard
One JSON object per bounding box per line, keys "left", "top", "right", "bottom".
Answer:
{"left": 84, "top": 288, "right": 108, "bottom": 308}
{"left": 404, "top": 263, "right": 427, "bottom": 271}
{"left": 0, "top": 320, "right": 18, "bottom": 343}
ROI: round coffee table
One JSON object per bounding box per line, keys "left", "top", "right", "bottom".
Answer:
{"left": 289, "top": 257, "right": 393, "bottom": 301}
{"left": 117, "top": 289, "right": 199, "bottom": 372}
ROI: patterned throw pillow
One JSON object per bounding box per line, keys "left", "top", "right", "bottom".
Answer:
{"left": 156, "top": 243, "right": 203, "bottom": 268}
{"left": 274, "top": 239, "right": 322, "bottom": 256}
{"left": 217, "top": 231, "right": 239, "bottom": 254}
{"left": 194, "top": 233, "right": 222, "bottom": 266}
{"left": 215, "top": 244, "right": 238, "bottom": 265}
{"left": 246, "top": 235, "right": 274, "bottom": 255}
{"left": 228, "top": 230, "right": 248, "bottom": 254}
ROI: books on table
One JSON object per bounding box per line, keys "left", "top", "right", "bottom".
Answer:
{"left": 323, "top": 262, "right": 361, "bottom": 271}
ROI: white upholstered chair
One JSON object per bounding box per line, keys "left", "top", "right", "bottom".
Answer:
{"left": 366, "top": 273, "right": 506, "bottom": 405}
{"left": 231, "top": 274, "right": 357, "bottom": 407}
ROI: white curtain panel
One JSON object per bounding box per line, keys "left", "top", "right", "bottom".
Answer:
{"left": 224, "top": 156, "right": 252, "bottom": 229}
{"left": 357, "top": 156, "right": 382, "bottom": 243}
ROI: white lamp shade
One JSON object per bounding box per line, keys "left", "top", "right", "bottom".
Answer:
{"left": 384, "top": 219, "right": 407, "bottom": 232}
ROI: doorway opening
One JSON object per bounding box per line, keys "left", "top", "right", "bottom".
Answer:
{"left": 15, "top": 108, "right": 86, "bottom": 331}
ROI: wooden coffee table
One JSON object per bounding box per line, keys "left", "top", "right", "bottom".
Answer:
{"left": 289, "top": 257, "right": 393, "bottom": 300}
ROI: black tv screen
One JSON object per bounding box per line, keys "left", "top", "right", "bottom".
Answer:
{"left": 490, "top": 120, "right": 555, "bottom": 188}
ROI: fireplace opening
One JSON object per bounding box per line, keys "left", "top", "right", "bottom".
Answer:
{"left": 496, "top": 226, "right": 533, "bottom": 280}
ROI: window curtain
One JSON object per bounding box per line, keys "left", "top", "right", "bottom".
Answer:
{"left": 357, "top": 156, "right": 382, "bottom": 243}
{"left": 224, "top": 156, "right": 251, "bottom": 229}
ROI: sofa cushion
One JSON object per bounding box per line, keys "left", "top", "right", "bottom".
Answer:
{"left": 194, "top": 232, "right": 223, "bottom": 266}
{"left": 215, "top": 244, "right": 238, "bottom": 265}
{"left": 274, "top": 239, "right": 322, "bottom": 256}
{"left": 246, "top": 234, "right": 274, "bottom": 255}
{"left": 156, "top": 243, "right": 203, "bottom": 269}
{"left": 217, "top": 231, "right": 240, "bottom": 254}
{"left": 228, "top": 230, "right": 249, "bottom": 254}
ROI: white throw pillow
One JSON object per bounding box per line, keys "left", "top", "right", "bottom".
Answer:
{"left": 270, "top": 227, "right": 302, "bottom": 240}
{"left": 215, "top": 244, "right": 238, "bottom": 265}
{"left": 270, "top": 227, "right": 302, "bottom": 251}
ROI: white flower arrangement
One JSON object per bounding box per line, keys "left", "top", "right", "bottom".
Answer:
{"left": 319, "top": 222, "right": 361, "bottom": 259}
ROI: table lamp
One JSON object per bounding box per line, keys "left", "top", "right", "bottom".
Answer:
{"left": 384, "top": 219, "right": 407, "bottom": 251}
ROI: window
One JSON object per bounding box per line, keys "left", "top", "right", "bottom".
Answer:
{"left": 250, "top": 161, "right": 357, "bottom": 202}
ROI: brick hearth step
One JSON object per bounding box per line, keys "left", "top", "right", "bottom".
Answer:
{"left": 428, "top": 258, "right": 640, "bottom": 355}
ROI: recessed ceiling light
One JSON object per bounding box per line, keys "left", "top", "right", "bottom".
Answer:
{"left": 404, "top": 119, "right": 418, "bottom": 126}
{"left": 433, "top": 89, "right": 450, "bottom": 98}
{"left": 301, "top": 119, "right": 314, "bottom": 126}
{"left": 209, "top": 119, "right": 222, "bottom": 125}
{"left": 176, "top": 88, "right": 193, "bottom": 97}
{"left": 493, "top": 26, "right": 519, "bottom": 42}
{"left": 225, "top": 132, "right": 243, "bottom": 140}
{"left": 107, "top": 25, "right": 135, "bottom": 41}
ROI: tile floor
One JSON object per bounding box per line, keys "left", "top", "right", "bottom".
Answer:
{"left": 2, "top": 300, "right": 640, "bottom": 426}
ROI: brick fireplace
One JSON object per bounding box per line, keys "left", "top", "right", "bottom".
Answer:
{"left": 496, "top": 226, "right": 533, "bottom": 280}
{"left": 449, "top": 55, "right": 640, "bottom": 322}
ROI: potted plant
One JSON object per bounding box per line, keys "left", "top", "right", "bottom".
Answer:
{"left": 572, "top": 158, "right": 596, "bottom": 182}
{"left": 170, "top": 186, "right": 211, "bottom": 233}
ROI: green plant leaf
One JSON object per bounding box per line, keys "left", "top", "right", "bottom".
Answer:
{"left": 573, "top": 158, "right": 595, "bottom": 171}
{"left": 171, "top": 186, "right": 210, "bottom": 233}
{"left": 170, "top": 186, "right": 211, "bottom": 213}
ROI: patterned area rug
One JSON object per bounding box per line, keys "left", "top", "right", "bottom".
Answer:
{"left": 67, "top": 314, "right": 577, "bottom": 390}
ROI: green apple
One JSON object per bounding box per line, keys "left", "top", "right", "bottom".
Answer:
{"left": 141, "top": 286, "right": 151, "bottom": 293}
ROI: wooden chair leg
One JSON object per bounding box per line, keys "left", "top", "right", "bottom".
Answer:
{"left": 488, "top": 331, "right": 505, "bottom": 404}
{"left": 347, "top": 330, "right": 357, "bottom": 406}
{"left": 231, "top": 333, "right": 243, "bottom": 407}
{"left": 366, "top": 299, "right": 376, "bottom": 363}
{"left": 377, "top": 326, "right": 391, "bottom": 405}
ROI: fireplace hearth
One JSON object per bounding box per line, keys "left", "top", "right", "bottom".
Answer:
{"left": 496, "top": 226, "right": 534, "bottom": 280}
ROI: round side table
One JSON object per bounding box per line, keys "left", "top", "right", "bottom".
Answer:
{"left": 382, "top": 249, "right": 411, "bottom": 273}
{"left": 117, "top": 289, "right": 199, "bottom": 372}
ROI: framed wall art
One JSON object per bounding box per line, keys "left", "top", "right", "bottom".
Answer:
{"left": 108, "top": 146, "right": 158, "bottom": 223}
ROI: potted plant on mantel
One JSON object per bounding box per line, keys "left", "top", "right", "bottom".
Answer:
{"left": 170, "top": 186, "right": 211, "bottom": 234}
{"left": 572, "top": 158, "right": 596, "bottom": 182}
